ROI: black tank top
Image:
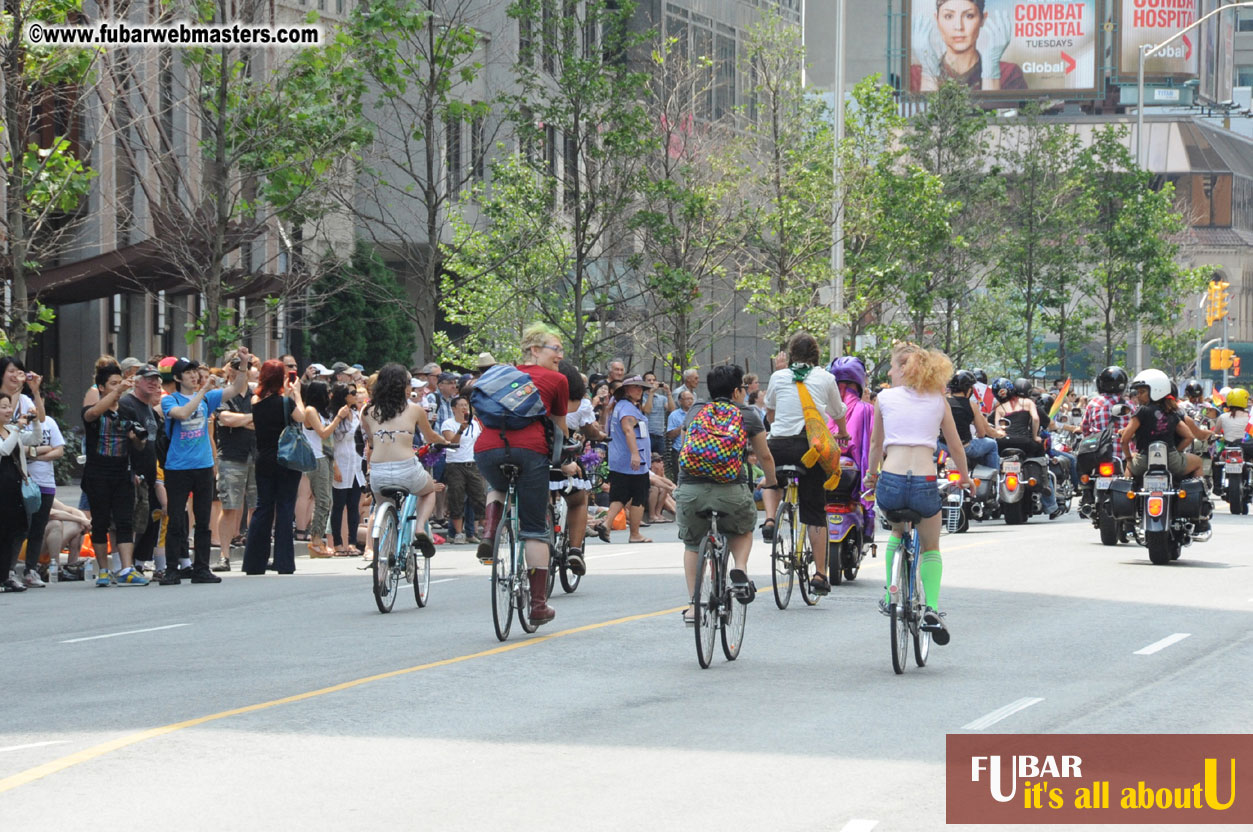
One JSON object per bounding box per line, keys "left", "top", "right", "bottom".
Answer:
{"left": 947, "top": 395, "right": 974, "bottom": 444}
{"left": 1004, "top": 408, "right": 1034, "bottom": 440}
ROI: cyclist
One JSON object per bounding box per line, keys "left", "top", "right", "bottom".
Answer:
{"left": 829, "top": 356, "right": 876, "bottom": 537}
{"left": 361, "top": 364, "right": 449, "bottom": 560}
{"left": 761, "top": 332, "right": 850, "bottom": 596}
{"left": 864, "top": 343, "right": 970, "bottom": 646}
{"left": 474, "top": 324, "right": 570, "bottom": 626}
{"left": 676, "top": 364, "right": 775, "bottom": 624}
{"left": 1120, "top": 369, "right": 1202, "bottom": 480}
{"left": 555, "top": 359, "right": 600, "bottom": 577}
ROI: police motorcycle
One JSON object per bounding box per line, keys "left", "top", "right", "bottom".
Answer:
{"left": 993, "top": 379, "right": 1068, "bottom": 525}
{"left": 1210, "top": 387, "right": 1253, "bottom": 515}
{"left": 1123, "top": 370, "right": 1212, "bottom": 565}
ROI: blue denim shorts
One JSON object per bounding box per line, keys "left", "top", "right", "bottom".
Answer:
{"left": 875, "top": 471, "right": 941, "bottom": 519}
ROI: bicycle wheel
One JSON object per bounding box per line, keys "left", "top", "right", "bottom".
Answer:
{"left": 517, "top": 546, "right": 538, "bottom": 635}
{"left": 411, "top": 548, "right": 430, "bottom": 608}
{"left": 770, "top": 503, "right": 795, "bottom": 609}
{"left": 911, "top": 532, "right": 930, "bottom": 666}
{"left": 372, "top": 503, "right": 400, "bottom": 614}
{"left": 889, "top": 539, "right": 910, "bottom": 674}
{"left": 797, "top": 525, "right": 818, "bottom": 607}
{"left": 720, "top": 538, "right": 747, "bottom": 661}
{"left": 693, "top": 537, "right": 718, "bottom": 669}
{"left": 546, "top": 504, "right": 559, "bottom": 597}
{"left": 558, "top": 532, "right": 581, "bottom": 593}
{"left": 491, "top": 508, "right": 515, "bottom": 641}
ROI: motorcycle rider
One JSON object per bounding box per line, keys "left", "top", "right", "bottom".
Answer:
{"left": 994, "top": 377, "right": 1061, "bottom": 517}
{"left": 1120, "top": 369, "right": 1203, "bottom": 481}
{"left": 1036, "top": 393, "right": 1080, "bottom": 490}
{"left": 1082, "top": 366, "right": 1133, "bottom": 462}
{"left": 971, "top": 368, "right": 995, "bottom": 415}
{"left": 828, "top": 356, "right": 876, "bottom": 539}
{"left": 1213, "top": 388, "right": 1252, "bottom": 499}
{"left": 940, "top": 370, "right": 1002, "bottom": 471}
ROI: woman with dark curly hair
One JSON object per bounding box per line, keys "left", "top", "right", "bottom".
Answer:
{"left": 361, "top": 363, "right": 448, "bottom": 558}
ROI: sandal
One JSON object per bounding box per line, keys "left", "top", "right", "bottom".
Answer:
{"left": 595, "top": 525, "right": 611, "bottom": 544}
{"left": 413, "top": 532, "right": 436, "bottom": 559}
{"left": 760, "top": 519, "right": 776, "bottom": 542}
{"left": 294, "top": 529, "right": 310, "bottom": 542}
{"left": 728, "top": 569, "right": 756, "bottom": 604}
{"left": 681, "top": 607, "right": 695, "bottom": 625}
{"left": 307, "top": 542, "right": 334, "bottom": 558}
{"left": 809, "top": 572, "right": 831, "bottom": 596}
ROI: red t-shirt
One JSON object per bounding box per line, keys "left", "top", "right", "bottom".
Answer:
{"left": 474, "top": 364, "right": 569, "bottom": 456}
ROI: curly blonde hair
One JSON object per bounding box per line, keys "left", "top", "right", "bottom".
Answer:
{"left": 892, "top": 342, "right": 952, "bottom": 395}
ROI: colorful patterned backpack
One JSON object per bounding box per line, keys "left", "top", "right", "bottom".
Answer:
{"left": 678, "top": 401, "right": 746, "bottom": 483}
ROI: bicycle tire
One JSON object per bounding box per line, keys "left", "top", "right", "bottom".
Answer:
{"left": 911, "top": 532, "right": 930, "bottom": 666}
{"left": 721, "top": 536, "right": 746, "bottom": 661}
{"left": 693, "top": 537, "right": 718, "bottom": 669}
{"left": 546, "top": 504, "right": 559, "bottom": 597}
{"left": 770, "top": 503, "right": 795, "bottom": 609}
{"left": 372, "top": 503, "right": 399, "bottom": 614}
{"left": 889, "top": 537, "right": 910, "bottom": 674}
{"left": 491, "top": 507, "right": 515, "bottom": 641}
{"left": 412, "top": 550, "right": 430, "bottom": 608}
{"left": 559, "top": 556, "right": 581, "bottom": 594}
{"left": 517, "top": 544, "right": 538, "bottom": 635}
{"left": 798, "top": 525, "right": 817, "bottom": 607}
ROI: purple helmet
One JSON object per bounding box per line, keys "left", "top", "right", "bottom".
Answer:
{"left": 828, "top": 356, "right": 867, "bottom": 391}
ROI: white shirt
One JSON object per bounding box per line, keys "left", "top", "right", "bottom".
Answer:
{"left": 440, "top": 417, "right": 480, "bottom": 464}
{"left": 28, "top": 418, "right": 63, "bottom": 490}
{"left": 332, "top": 411, "right": 365, "bottom": 488}
{"left": 567, "top": 398, "right": 596, "bottom": 432}
{"left": 1217, "top": 411, "right": 1250, "bottom": 443}
{"left": 764, "top": 366, "right": 845, "bottom": 437}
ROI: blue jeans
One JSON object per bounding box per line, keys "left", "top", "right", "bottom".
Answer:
{"left": 243, "top": 465, "right": 301, "bottom": 574}
{"left": 875, "top": 471, "right": 942, "bottom": 520}
{"left": 965, "top": 437, "right": 1000, "bottom": 471}
{"left": 1050, "top": 449, "right": 1079, "bottom": 488}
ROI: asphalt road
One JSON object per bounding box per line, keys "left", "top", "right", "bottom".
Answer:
{"left": 1, "top": 507, "right": 1250, "bottom": 832}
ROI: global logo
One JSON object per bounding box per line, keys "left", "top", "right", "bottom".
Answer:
{"left": 1023, "top": 52, "right": 1077, "bottom": 75}
{"left": 1159, "top": 36, "right": 1191, "bottom": 61}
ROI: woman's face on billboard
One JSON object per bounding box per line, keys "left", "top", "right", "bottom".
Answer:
{"left": 936, "top": 0, "right": 985, "bottom": 55}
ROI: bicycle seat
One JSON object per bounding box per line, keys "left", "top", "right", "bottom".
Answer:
{"left": 695, "top": 508, "right": 723, "bottom": 519}
{"left": 379, "top": 486, "right": 410, "bottom": 502}
{"left": 499, "top": 463, "right": 522, "bottom": 480}
{"left": 775, "top": 465, "right": 804, "bottom": 480}
{"left": 883, "top": 508, "right": 925, "bottom": 524}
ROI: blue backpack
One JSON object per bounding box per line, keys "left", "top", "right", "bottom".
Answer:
{"left": 471, "top": 364, "right": 547, "bottom": 430}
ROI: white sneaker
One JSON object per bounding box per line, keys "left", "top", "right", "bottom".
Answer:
{"left": 23, "top": 570, "right": 46, "bottom": 588}
{"left": 453, "top": 533, "right": 467, "bottom": 545}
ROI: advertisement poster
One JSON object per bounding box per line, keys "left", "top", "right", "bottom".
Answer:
{"left": 1217, "top": 6, "right": 1234, "bottom": 102}
{"left": 907, "top": 0, "right": 1099, "bottom": 96}
{"left": 1117, "top": 0, "right": 1199, "bottom": 80}
{"left": 1198, "top": 0, "right": 1215, "bottom": 101}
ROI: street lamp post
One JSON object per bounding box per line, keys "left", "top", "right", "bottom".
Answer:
{"left": 830, "top": 0, "right": 846, "bottom": 361}
{"left": 1134, "top": 2, "right": 1253, "bottom": 373}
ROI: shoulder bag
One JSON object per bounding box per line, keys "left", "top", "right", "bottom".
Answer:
{"left": 277, "top": 399, "right": 318, "bottom": 473}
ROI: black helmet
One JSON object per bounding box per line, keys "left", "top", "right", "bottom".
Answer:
{"left": 1014, "top": 377, "right": 1033, "bottom": 398}
{"left": 972, "top": 368, "right": 988, "bottom": 385}
{"left": 1096, "top": 366, "right": 1128, "bottom": 395}
{"left": 1036, "top": 393, "right": 1055, "bottom": 415}
{"left": 1183, "top": 379, "right": 1203, "bottom": 399}
{"left": 991, "top": 377, "right": 1014, "bottom": 402}
{"left": 949, "top": 370, "right": 976, "bottom": 394}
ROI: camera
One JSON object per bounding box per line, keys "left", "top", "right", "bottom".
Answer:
{"left": 122, "top": 419, "right": 148, "bottom": 440}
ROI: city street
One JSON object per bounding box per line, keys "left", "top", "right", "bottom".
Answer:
{"left": 1, "top": 509, "right": 1250, "bottom": 832}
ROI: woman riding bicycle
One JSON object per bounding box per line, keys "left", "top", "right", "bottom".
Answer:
{"left": 555, "top": 359, "right": 599, "bottom": 577}
{"left": 474, "top": 324, "right": 570, "bottom": 626}
{"left": 761, "top": 332, "right": 850, "bottom": 595}
{"left": 361, "top": 364, "right": 449, "bottom": 559}
{"left": 864, "top": 343, "right": 970, "bottom": 646}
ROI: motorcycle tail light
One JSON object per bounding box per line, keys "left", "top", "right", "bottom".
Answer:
{"left": 1098, "top": 462, "right": 1114, "bottom": 477}
{"left": 1027, "top": 478, "right": 1038, "bottom": 487}
{"left": 1006, "top": 474, "right": 1019, "bottom": 491}
{"left": 973, "top": 478, "right": 981, "bottom": 488}
{"left": 1177, "top": 490, "right": 1187, "bottom": 500}
{"left": 1147, "top": 496, "right": 1164, "bottom": 517}
{"left": 947, "top": 471, "right": 961, "bottom": 482}
{"left": 827, "top": 503, "right": 854, "bottom": 514}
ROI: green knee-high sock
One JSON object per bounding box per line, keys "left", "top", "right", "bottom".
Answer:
{"left": 883, "top": 535, "right": 902, "bottom": 604}
{"left": 920, "top": 550, "right": 943, "bottom": 609}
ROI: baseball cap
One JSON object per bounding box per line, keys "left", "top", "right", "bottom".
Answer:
{"left": 134, "top": 364, "right": 163, "bottom": 380}
{"left": 437, "top": 372, "right": 459, "bottom": 384}
{"left": 330, "top": 361, "right": 350, "bottom": 374}
{"left": 410, "top": 378, "right": 428, "bottom": 389}
{"left": 308, "top": 363, "right": 331, "bottom": 376}
{"left": 421, "top": 362, "right": 442, "bottom": 375}
{"left": 119, "top": 356, "right": 144, "bottom": 372}
{"left": 171, "top": 357, "right": 201, "bottom": 378}
{"left": 351, "top": 363, "right": 364, "bottom": 372}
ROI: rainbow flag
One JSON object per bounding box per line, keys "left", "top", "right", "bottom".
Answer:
{"left": 1211, "top": 390, "right": 1226, "bottom": 407}
{"left": 1048, "top": 378, "right": 1071, "bottom": 418}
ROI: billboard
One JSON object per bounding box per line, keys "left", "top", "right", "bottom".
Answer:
{"left": 1198, "top": 0, "right": 1215, "bottom": 100}
{"left": 1116, "top": 0, "right": 1199, "bottom": 80}
{"left": 1198, "top": 0, "right": 1236, "bottom": 103}
{"left": 906, "top": 0, "right": 1100, "bottom": 97}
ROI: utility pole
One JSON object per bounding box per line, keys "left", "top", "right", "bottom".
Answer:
{"left": 829, "top": 0, "right": 846, "bottom": 361}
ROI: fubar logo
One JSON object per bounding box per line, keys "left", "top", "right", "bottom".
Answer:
{"left": 947, "top": 734, "right": 1252, "bottom": 824}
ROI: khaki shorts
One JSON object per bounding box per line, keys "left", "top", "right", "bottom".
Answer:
{"left": 676, "top": 481, "right": 758, "bottom": 550}
{"left": 1129, "top": 447, "right": 1188, "bottom": 479}
{"left": 217, "top": 459, "right": 258, "bottom": 510}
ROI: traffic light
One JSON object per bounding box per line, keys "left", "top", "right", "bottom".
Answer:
{"left": 1210, "top": 348, "right": 1236, "bottom": 370}
{"left": 1234, "top": 356, "right": 1242, "bottom": 378}
{"left": 1205, "top": 280, "right": 1230, "bottom": 326}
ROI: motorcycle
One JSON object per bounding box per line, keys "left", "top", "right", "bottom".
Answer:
{"left": 1076, "top": 409, "right": 1134, "bottom": 546}
{"left": 1215, "top": 442, "right": 1253, "bottom": 515}
{"left": 936, "top": 448, "right": 999, "bottom": 532}
{"left": 1131, "top": 441, "right": 1211, "bottom": 565}
{"left": 825, "top": 458, "right": 873, "bottom": 585}
{"left": 997, "top": 421, "right": 1069, "bottom": 524}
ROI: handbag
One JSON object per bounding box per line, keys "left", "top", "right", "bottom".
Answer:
{"left": 277, "top": 403, "right": 318, "bottom": 473}
{"left": 21, "top": 475, "right": 42, "bottom": 516}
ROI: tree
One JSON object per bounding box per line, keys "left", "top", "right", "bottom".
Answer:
{"left": 348, "top": 0, "right": 494, "bottom": 360}
{"left": 501, "top": 0, "right": 656, "bottom": 367}
{"left": 99, "top": 0, "right": 368, "bottom": 362}
{"left": 1075, "top": 126, "right": 1206, "bottom": 367}
{"left": 1, "top": 0, "right": 97, "bottom": 357}
{"left": 991, "top": 106, "right": 1084, "bottom": 376}
{"left": 736, "top": 13, "right": 835, "bottom": 347}
{"left": 310, "top": 243, "right": 416, "bottom": 370}
{"left": 631, "top": 37, "right": 743, "bottom": 384}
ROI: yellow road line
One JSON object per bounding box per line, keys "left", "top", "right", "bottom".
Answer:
{"left": 0, "top": 603, "right": 686, "bottom": 794}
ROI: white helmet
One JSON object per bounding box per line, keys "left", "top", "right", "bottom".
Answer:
{"left": 1129, "top": 368, "right": 1172, "bottom": 401}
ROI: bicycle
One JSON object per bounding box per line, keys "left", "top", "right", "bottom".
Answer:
{"left": 872, "top": 490, "right": 933, "bottom": 674}
{"left": 691, "top": 509, "right": 748, "bottom": 668}
{"left": 546, "top": 478, "right": 582, "bottom": 596}
{"left": 769, "top": 465, "right": 819, "bottom": 609}
{"left": 491, "top": 463, "right": 539, "bottom": 641}
{"left": 370, "top": 486, "right": 431, "bottom": 614}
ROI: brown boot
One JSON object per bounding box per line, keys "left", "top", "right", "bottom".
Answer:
{"left": 528, "top": 568, "right": 556, "bottom": 625}
{"left": 476, "top": 501, "right": 503, "bottom": 564}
